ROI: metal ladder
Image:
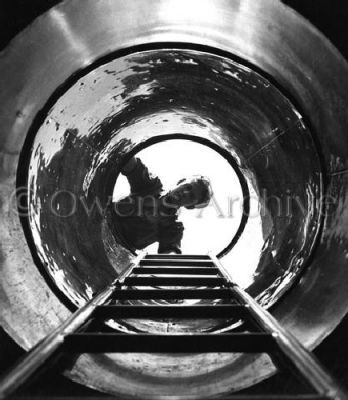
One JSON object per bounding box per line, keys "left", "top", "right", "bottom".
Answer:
{"left": 0, "top": 253, "right": 346, "bottom": 399}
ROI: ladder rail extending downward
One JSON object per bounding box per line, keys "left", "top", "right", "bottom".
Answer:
{"left": 0, "top": 252, "right": 346, "bottom": 400}
{"left": 209, "top": 253, "right": 347, "bottom": 400}
{"left": 0, "top": 252, "right": 144, "bottom": 399}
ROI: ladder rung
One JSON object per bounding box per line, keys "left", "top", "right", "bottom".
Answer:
{"left": 111, "top": 289, "right": 234, "bottom": 300}
{"left": 145, "top": 254, "right": 211, "bottom": 260}
{"left": 140, "top": 259, "right": 214, "bottom": 267}
{"left": 20, "top": 396, "right": 328, "bottom": 400}
{"left": 93, "top": 305, "right": 247, "bottom": 319}
{"left": 132, "top": 267, "right": 220, "bottom": 275}
{"left": 124, "top": 276, "right": 225, "bottom": 287}
{"left": 199, "top": 397, "right": 329, "bottom": 400}
{"left": 63, "top": 333, "right": 276, "bottom": 353}
{"left": 213, "top": 397, "right": 331, "bottom": 400}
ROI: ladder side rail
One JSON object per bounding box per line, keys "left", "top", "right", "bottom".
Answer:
{"left": 0, "top": 252, "right": 144, "bottom": 399}
{"left": 210, "top": 254, "right": 347, "bottom": 400}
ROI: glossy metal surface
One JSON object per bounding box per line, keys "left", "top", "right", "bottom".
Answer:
{"left": 0, "top": 0, "right": 348, "bottom": 398}
{"left": 25, "top": 48, "right": 321, "bottom": 310}
{"left": 0, "top": 279, "right": 117, "bottom": 399}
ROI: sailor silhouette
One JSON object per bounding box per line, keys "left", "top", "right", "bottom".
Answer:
{"left": 107, "top": 157, "right": 213, "bottom": 254}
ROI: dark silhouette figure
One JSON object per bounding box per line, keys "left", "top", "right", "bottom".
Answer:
{"left": 107, "top": 157, "right": 213, "bottom": 254}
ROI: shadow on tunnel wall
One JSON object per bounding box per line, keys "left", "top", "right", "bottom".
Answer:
{"left": 0, "top": 0, "right": 348, "bottom": 396}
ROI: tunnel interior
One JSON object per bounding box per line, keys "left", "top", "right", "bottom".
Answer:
{"left": 17, "top": 47, "right": 323, "bottom": 393}
{"left": 1, "top": 0, "right": 348, "bottom": 398}
{"left": 24, "top": 49, "right": 322, "bottom": 312}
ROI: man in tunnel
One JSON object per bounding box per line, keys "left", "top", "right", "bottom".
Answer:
{"left": 107, "top": 156, "right": 213, "bottom": 254}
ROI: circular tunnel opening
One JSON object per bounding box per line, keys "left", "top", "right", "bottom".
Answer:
{"left": 111, "top": 137, "right": 248, "bottom": 256}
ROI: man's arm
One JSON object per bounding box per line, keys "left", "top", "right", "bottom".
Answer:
{"left": 157, "top": 219, "right": 184, "bottom": 254}
{"left": 121, "top": 157, "right": 137, "bottom": 175}
{"left": 121, "top": 157, "right": 163, "bottom": 196}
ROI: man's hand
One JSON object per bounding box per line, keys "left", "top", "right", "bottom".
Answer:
{"left": 121, "top": 157, "right": 137, "bottom": 175}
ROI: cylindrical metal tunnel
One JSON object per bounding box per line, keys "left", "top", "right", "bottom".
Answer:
{"left": 0, "top": 0, "right": 348, "bottom": 398}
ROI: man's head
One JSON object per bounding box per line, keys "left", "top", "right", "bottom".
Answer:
{"left": 167, "top": 176, "right": 213, "bottom": 209}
